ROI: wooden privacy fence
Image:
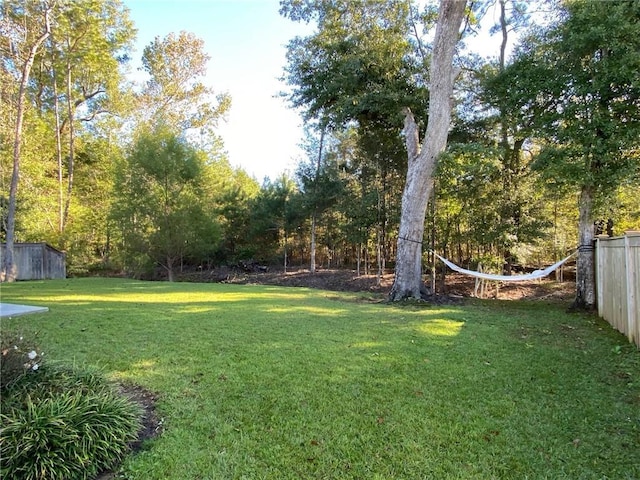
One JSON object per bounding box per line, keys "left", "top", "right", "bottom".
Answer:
{"left": 596, "top": 232, "right": 639, "bottom": 348}
{"left": 0, "top": 242, "right": 66, "bottom": 280}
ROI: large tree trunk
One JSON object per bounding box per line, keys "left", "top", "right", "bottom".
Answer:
{"left": 2, "top": 9, "right": 52, "bottom": 282}
{"left": 573, "top": 185, "right": 596, "bottom": 310}
{"left": 389, "top": 0, "right": 466, "bottom": 300}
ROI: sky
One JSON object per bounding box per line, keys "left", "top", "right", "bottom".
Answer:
{"left": 124, "top": 0, "right": 314, "bottom": 182}
{"left": 123, "top": 0, "right": 513, "bottom": 182}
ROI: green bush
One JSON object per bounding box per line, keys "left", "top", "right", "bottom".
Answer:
{"left": 5, "top": 362, "right": 110, "bottom": 402}
{"left": 1, "top": 363, "right": 142, "bottom": 480}
{"left": 0, "top": 332, "right": 42, "bottom": 391}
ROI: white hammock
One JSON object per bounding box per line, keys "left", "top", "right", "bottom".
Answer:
{"left": 434, "top": 251, "right": 576, "bottom": 282}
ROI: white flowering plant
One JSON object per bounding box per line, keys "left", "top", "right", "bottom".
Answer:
{"left": 1, "top": 332, "right": 43, "bottom": 390}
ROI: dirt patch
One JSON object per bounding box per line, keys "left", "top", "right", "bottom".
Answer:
{"left": 443, "top": 272, "right": 575, "bottom": 301}
{"left": 119, "top": 383, "right": 163, "bottom": 452}
{"left": 94, "top": 384, "right": 163, "bottom": 480}
{"left": 178, "top": 267, "right": 575, "bottom": 302}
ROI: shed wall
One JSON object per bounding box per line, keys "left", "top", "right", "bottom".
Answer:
{"left": 0, "top": 243, "right": 66, "bottom": 280}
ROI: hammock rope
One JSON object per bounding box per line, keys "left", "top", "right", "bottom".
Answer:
{"left": 434, "top": 251, "right": 577, "bottom": 282}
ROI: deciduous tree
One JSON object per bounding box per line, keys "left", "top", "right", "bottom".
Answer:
{"left": 112, "top": 125, "right": 221, "bottom": 280}
{"left": 496, "top": 0, "right": 640, "bottom": 309}
{"left": 138, "top": 31, "right": 230, "bottom": 142}
{"left": 389, "top": 0, "right": 466, "bottom": 300}
{"left": 1, "top": 0, "right": 53, "bottom": 282}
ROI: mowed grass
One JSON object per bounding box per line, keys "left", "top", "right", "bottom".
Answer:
{"left": 2, "top": 278, "right": 639, "bottom": 480}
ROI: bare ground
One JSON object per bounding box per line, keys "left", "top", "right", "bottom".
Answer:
{"left": 178, "top": 266, "right": 575, "bottom": 302}
{"left": 95, "top": 384, "right": 164, "bottom": 480}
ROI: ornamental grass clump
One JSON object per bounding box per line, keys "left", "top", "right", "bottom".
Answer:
{"left": 0, "top": 336, "right": 142, "bottom": 480}
{"left": 0, "top": 332, "right": 42, "bottom": 390}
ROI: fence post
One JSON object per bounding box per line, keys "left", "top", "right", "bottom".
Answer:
{"left": 624, "top": 232, "right": 639, "bottom": 346}
{"left": 595, "top": 234, "right": 608, "bottom": 317}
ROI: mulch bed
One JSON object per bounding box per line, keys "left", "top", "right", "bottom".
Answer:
{"left": 178, "top": 266, "right": 575, "bottom": 302}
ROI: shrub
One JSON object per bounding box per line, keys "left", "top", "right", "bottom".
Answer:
{"left": 1, "top": 363, "right": 142, "bottom": 480}
{"left": 0, "top": 332, "right": 42, "bottom": 391}
{"left": 5, "top": 362, "right": 109, "bottom": 402}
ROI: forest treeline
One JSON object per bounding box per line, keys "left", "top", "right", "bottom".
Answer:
{"left": 2, "top": 0, "right": 639, "bottom": 282}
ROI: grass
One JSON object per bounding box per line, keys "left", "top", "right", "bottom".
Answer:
{"left": 1, "top": 277, "right": 639, "bottom": 479}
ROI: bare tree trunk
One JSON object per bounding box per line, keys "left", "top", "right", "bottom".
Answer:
{"left": 389, "top": 0, "right": 466, "bottom": 300}
{"left": 365, "top": 242, "right": 369, "bottom": 275}
{"left": 310, "top": 128, "right": 325, "bottom": 273}
{"left": 2, "top": 7, "right": 52, "bottom": 282}
{"left": 283, "top": 230, "right": 288, "bottom": 274}
{"left": 53, "top": 67, "right": 64, "bottom": 233}
{"left": 310, "top": 214, "right": 317, "bottom": 272}
{"left": 573, "top": 185, "right": 596, "bottom": 310}
{"left": 166, "top": 256, "right": 175, "bottom": 282}
{"left": 376, "top": 225, "right": 383, "bottom": 286}
{"left": 63, "top": 58, "right": 74, "bottom": 233}
{"left": 430, "top": 187, "right": 436, "bottom": 294}
{"left": 499, "top": 0, "right": 508, "bottom": 70}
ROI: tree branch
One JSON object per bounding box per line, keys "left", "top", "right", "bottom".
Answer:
{"left": 402, "top": 107, "right": 420, "bottom": 164}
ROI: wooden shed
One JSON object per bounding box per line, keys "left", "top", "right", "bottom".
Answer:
{"left": 0, "top": 243, "right": 66, "bottom": 280}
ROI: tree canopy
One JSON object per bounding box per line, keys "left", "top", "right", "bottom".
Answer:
{"left": 493, "top": 0, "right": 640, "bottom": 307}
{"left": 1, "top": 0, "right": 638, "bottom": 297}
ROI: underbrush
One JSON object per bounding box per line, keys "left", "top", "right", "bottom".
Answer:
{"left": 1, "top": 333, "right": 142, "bottom": 480}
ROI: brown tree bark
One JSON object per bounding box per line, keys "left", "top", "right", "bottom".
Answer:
{"left": 389, "top": 0, "right": 466, "bottom": 300}
{"left": 573, "top": 185, "right": 596, "bottom": 310}
{"left": 2, "top": 5, "right": 52, "bottom": 282}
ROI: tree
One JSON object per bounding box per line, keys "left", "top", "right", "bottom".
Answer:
{"left": 112, "top": 125, "right": 220, "bottom": 280}
{"left": 298, "top": 123, "right": 327, "bottom": 273}
{"left": 138, "top": 31, "right": 231, "bottom": 141}
{"left": 496, "top": 0, "right": 640, "bottom": 309}
{"left": 204, "top": 157, "right": 259, "bottom": 264}
{"left": 281, "top": 0, "right": 418, "bottom": 127}
{"left": 296, "top": 124, "right": 347, "bottom": 272}
{"left": 281, "top": 0, "right": 427, "bottom": 279}
{"left": 249, "top": 175, "right": 304, "bottom": 269}
{"left": 1, "top": 0, "right": 136, "bottom": 277}
{"left": 476, "top": 0, "right": 540, "bottom": 273}
{"left": 1, "top": 0, "right": 53, "bottom": 282}
{"left": 389, "top": 0, "right": 467, "bottom": 300}
{"left": 44, "top": 0, "right": 135, "bottom": 237}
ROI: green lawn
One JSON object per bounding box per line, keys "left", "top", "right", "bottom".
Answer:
{"left": 2, "top": 278, "right": 638, "bottom": 479}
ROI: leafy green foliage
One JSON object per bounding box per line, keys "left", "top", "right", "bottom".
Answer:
{"left": 435, "top": 142, "right": 550, "bottom": 263}
{"left": 495, "top": 0, "right": 640, "bottom": 193}
{"left": 111, "top": 125, "right": 222, "bottom": 279}
{"left": 1, "top": 383, "right": 141, "bottom": 480}
{"left": 487, "top": 0, "right": 640, "bottom": 305}
{"left": 282, "top": 0, "right": 421, "bottom": 126}
{"left": 138, "top": 31, "right": 231, "bottom": 138}
{"left": 296, "top": 127, "right": 346, "bottom": 218}
{"left": 3, "top": 0, "right": 639, "bottom": 279}
{"left": 0, "top": 332, "right": 42, "bottom": 391}
{"left": 247, "top": 174, "right": 306, "bottom": 264}
{"left": 1, "top": 346, "right": 142, "bottom": 480}
{"left": 281, "top": 0, "right": 422, "bottom": 272}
